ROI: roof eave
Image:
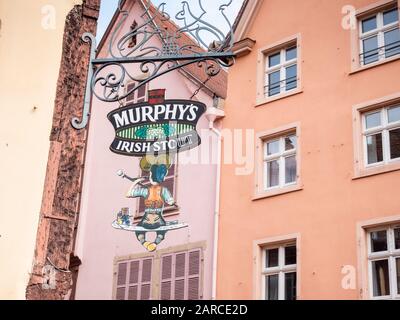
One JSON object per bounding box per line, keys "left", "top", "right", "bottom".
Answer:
{"left": 233, "top": 0, "right": 263, "bottom": 42}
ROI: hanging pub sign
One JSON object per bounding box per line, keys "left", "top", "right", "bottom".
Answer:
{"left": 110, "top": 97, "right": 206, "bottom": 252}
{"left": 107, "top": 100, "right": 206, "bottom": 157}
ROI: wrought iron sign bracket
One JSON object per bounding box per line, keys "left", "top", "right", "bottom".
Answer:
{"left": 72, "top": 0, "right": 236, "bottom": 130}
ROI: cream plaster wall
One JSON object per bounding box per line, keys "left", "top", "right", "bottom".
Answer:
{"left": 0, "top": 0, "right": 81, "bottom": 299}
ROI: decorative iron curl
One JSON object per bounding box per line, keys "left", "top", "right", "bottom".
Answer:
{"left": 72, "top": 0, "right": 236, "bottom": 129}
{"left": 91, "top": 56, "right": 230, "bottom": 104}
{"left": 71, "top": 33, "right": 97, "bottom": 130}
{"left": 108, "top": 0, "right": 235, "bottom": 60}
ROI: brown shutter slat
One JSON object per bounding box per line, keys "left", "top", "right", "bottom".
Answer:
{"left": 162, "top": 255, "right": 172, "bottom": 280}
{"left": 188, "top": 250, "right": 201, "bottom": 300}
{"left": 116, "top": 287, "right": 126, "bottom": 300}
{"left": 126, "top": 83, "right": 136, "bottom": 102}
{"left": 188, "top": 277, "right": 200, "bottom": 300}
{"left": 117, "top": 263, "right": 127, "bottom": 286}
{"left": 140, "top": 284, "right": 151, "bottom": 300}
{"left": 137, "top": 83, "right": 147, "bottom": 103}
{"left": 142, "top": 259, "right": 152, "bottom": 282}
{"left": 174, "top": 279, "right": 185, "bottom": 300}
{"left": 175, "top": 253, "right": 186, "bottom": 278}
{"left": 160, "top": 255, "right": 173, "bottom": 300}
{"left": 128, "top": 286, "right": 138, "bottom": 300}
{"left": 129, "top": 261, "right": 140, "bottom": 284}
{"left": 175, "top": 252, "right": 186, "bottom": 300}
{"left": 160, "top": 281, "right": 171, "bottom": 300}
{"left": 189, "top": 250, "right": 200, "bottom": 276}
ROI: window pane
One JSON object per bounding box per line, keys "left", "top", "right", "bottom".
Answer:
{"left": 370, "top": 230, "right": 388, "bottom": 252}
{"left": 266, "top": 275, "right": 279, "bottom": 300}
{"left": 363, "top": 36, "right": 379, "bottom": 64}
{"left": 285, "top": 135, "right": 297, "bottom": 151}
{"left": 285, "top": 272, "right": 297, "bottom": 301}
{"left": 266, "top": 140, "right": 280, "bottom": 156}
{"left": 269, "top": 52, "right": 280, "bottom": 67}
{"left": 362, "top": 16, "right": 377, "bottom": 33}
{"left": 285, "top": 246, "right": 297, "bottom": 265}
{"left": 268, "top": 71, "right": 281, "bottom": 96}
{"left": 285, "top": 64, "right": 297, "bottom": 91}
{"left": 365, "top": 111, "right": 381, "bottom": 129}
{"left": 395, "top": 228, "right": 400, "bottom": 249}
{"left": 389, "top": 128, "right": 400, "bottom": 159}
{"left": 397, "top": 258, "right": 400, "bottom": 294}
{"left": 266, "top": 248, "right": 279, "bottom": 268}
{"left": 366, "top": 134, "right": 383, "bottom": 164}
{"left": 266, "top": 160, "right": 279, "bottom": 188}
{"left": 285, "top": 156, "right": 297, "bottom": 184}
{"left": 286, "top": 47, "right": 297, "bottom": 61}
{"left": 372, "top": 259, "right": 390, "bottom": 297}
{"left": 384, "top": 28, "right": 400, "bottom": 58}
{"left": 383, "top": 9, "right": 399, "bottom": 25}
{"left": 388, "top": 106, "right": 400, "bottom": 123}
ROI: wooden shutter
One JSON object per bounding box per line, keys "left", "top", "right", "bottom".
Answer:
{"left": 174, "top": 253, "right": 186, "bottom": 300}
{"left": 188, "top": 250, "right": 201, "bottom": 300}
{"left": 116, "top": 263, "right": 128, "bottom": 300}
{"left": 160, "top": 255, "right": 173, "bottom": 300}
{"left": 126, "top": 82, "right": 147, "bottom": 104}
{"left": 159, "top": 249, "right": 202, "bottom": 300}
{"left": 137, "top": 83, "right": 147, "bottom": 103}
{"left": 140, "top": 258, "right": 152, "bottom": 300}
{"left": 126, "top": 83, "right": 136, "bottom": 103}
{"left": 115, "top": 258, "right": 153, "bottom": 300}
{"left": 128, "top": 260, "right": 139, "bottom": 300}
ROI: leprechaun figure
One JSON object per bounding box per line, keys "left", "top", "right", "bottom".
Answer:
{"left": 126, "top": 155, "right": 176, "bottom": 252}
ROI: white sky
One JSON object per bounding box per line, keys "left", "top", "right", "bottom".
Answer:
{"left": 96, "top": 0, "right": 244, "bottom": 44}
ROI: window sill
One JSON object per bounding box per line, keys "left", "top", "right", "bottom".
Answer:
{"left": 353, "top": 162, "right": 400, "bottom": 180}
{"left": 252, "top": 184, "right": 303, "bottom": 201}
{"left": 255, "top": 88, "right": 303, "bottom": 107}
{"left": 350, "top": 55, "right": 400, "bottom": 75}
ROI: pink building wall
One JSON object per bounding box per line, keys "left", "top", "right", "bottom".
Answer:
{"left": 217, "top": 0, "right": 400, "bottom": 300}
{"left": 74, "top": 0, "right": 219, "bottom": 300}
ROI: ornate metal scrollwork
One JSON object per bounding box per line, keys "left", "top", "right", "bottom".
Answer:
{"left": 72, "top": 0, "right": 236, "bottom": 129}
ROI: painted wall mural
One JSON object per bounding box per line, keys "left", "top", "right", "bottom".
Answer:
{"left": 111, "top": 99, "right": 206, "bottom": 252}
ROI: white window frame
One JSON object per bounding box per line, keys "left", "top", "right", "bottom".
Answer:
{"left": 261, "top": 243, "right": 297, "bottom": 300}
{"left": 264, "top": 45, "right": 298, "bottom": 98}
{"left": 362, "top": 105, "right": 400, "bottom": 168}
{"left": 263, "top": 134, "right": 297, "bottom": 191}
{"left": 367, "top": 225, "right": 400, "bottom": 300}
{"left": 359, "top": 7, "right": 400, "bottom": 65}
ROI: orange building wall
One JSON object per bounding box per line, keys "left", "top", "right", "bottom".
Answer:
{"left": 217, "top": 0, "right": 400, "bottom": 300}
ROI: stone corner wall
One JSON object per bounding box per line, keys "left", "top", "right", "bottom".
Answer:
{"left": 26, "top": 0, "right": 100, "bottom": 300}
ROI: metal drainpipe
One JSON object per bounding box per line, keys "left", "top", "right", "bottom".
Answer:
{"left": 210, "top": 120, "right": 222, "bottom": 301}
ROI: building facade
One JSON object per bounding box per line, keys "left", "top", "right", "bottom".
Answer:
{"left": 73, "top": 0, "right": 226, "bottom": 300}
{"left": 0, "top": 0, "right": 99, "bottom": 300}
{"left": 217, "top": 0, "right": 400, "bottom": 300}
